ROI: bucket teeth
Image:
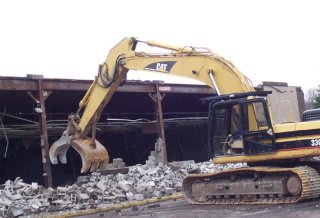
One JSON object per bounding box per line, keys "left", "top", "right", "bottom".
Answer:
{"left": 72, "top": 138, "right": 109, "bottom": 173}
{"left": 81, "top": 159, "right": 92, "bottom": 174}
{"left": 90, "top": 161, "right": 101, "bottom": 172}
{"left": 98, "top": 160, "right": 109, "bottom": 171}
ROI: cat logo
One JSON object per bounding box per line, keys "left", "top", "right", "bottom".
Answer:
{"left": 144, "top": 61, "right": 176, "bottom": 73}
{"left": 156, "top": 63, "right": 167, "bottom": 72}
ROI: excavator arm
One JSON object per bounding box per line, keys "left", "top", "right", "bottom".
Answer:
{"left": 49, "top": 37, "right": 253, "bottom": 173}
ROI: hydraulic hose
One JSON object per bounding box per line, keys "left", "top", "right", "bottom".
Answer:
{"left": 97, "top": 55, "right": 125, "bottom": 88}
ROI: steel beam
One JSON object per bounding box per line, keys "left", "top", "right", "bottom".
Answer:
{"left": 149, "top": 84, "right": 167, "bottom": 163}
{"left": 37, "top": 80, "right": 53, "bottom": 188}
{"left": 0, "top": 76, "right": 216, "bottom": 94}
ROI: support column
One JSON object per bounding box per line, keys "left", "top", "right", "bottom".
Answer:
{"left": 38, "top": 80, "right": 52, "bottom": 187}
{"left": 149, "top": 83, "right": 167, "bottom": 163}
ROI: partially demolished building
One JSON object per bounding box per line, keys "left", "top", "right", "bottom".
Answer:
{"left": 0, "top": 76, "right": 215, "bottom": 187}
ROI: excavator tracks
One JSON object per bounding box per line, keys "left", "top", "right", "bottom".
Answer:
{"left": 182, "top": 166, "right": 320, "bottom": 205}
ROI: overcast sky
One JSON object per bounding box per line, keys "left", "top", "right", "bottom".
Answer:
{"left": 0, "top": 0, "right": 319, "bottom": 92}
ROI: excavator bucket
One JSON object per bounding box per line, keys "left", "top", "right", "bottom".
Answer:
{"left": 49, "top": 131, "right": 72, "bottom": 164}
{"left": 49, "top": 131, "right": 109, "bottom": 173}
{"left": 71, "top": 138, "right": 109, "bottom": 173}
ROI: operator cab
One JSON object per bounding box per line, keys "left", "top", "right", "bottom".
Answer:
{"left": 206, "top": 91, "right": 276, "bottom": 158}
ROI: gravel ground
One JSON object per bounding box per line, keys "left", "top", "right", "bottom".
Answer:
{"left": 102, "top": 199, "right": 320, "bottom": 218}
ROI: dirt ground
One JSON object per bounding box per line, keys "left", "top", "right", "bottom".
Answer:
{"left": 75, "top": 199, "right": 320, "bottom": 218}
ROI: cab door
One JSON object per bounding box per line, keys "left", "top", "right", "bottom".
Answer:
{"left": 241, "top": 99, "right": 276, "bottom": 154}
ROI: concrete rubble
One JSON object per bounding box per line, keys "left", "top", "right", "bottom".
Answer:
{"left": 0, "top": 161, "right": 246, "bottom": 217}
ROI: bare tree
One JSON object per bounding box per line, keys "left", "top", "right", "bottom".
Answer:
{"left": 305, "top": 88, "right": 318, "bottom": 110}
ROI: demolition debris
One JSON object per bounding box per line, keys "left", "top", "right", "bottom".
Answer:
{"left": 0, "top": 161, "right": 246, "bottom": 217}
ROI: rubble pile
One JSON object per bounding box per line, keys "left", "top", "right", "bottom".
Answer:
{"left": 0, "top": 161, "right": 246, "bottom": 217}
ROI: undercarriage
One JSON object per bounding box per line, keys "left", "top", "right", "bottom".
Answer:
{"left": 182, "top": 166, "right": 320, "bottom": 204}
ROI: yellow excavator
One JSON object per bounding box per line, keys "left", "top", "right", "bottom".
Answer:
{"left": 50, "top": 37, "right": 320, "bottom": 204}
